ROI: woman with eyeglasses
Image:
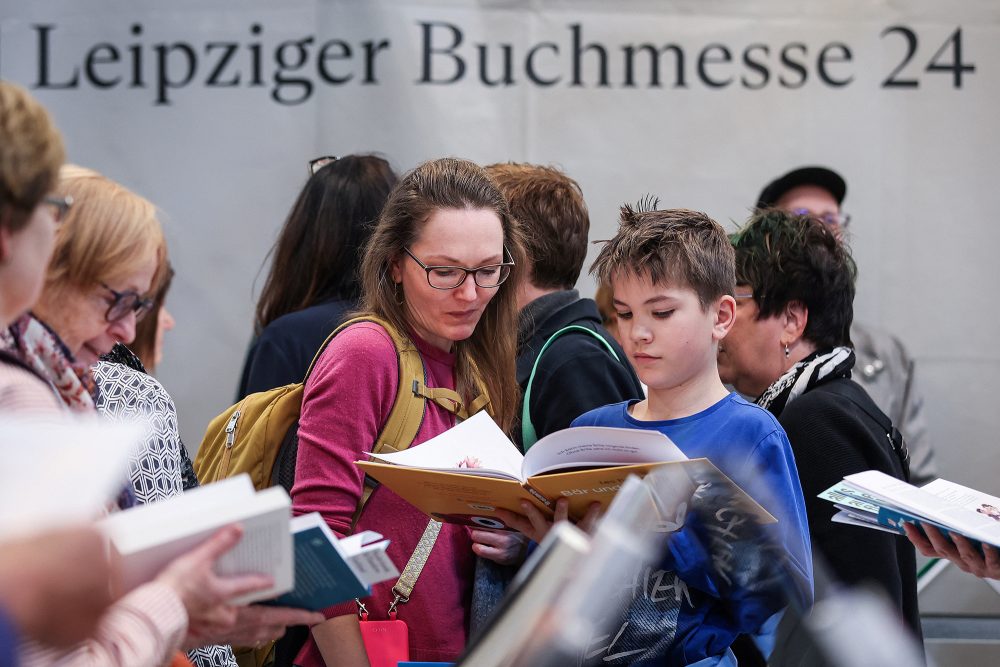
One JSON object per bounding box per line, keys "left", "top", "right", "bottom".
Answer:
{"left": 716, "top": 208, "right": 920, "bottom": 641}
{"left": 237, "top": 154, "right": 397, "bottom": 399}
{"left": 291, "top": 158, "right": 527, "bottom": 666}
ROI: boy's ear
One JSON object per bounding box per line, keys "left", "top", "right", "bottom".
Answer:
{"left": 712, "top": 294, "right": 737, "bottom": 341}
{"left": 781, "top": 300, "right": 809, "bottom": 344}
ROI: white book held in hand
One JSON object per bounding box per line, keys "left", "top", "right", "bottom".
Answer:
{"left": 99, "top": 474, "right": 293, "bottom": 604}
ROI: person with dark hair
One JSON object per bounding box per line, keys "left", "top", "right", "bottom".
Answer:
{"left": 718, "top": 209, "right": 920, "bottom": 638}
{"left": 237, "top": 154, "right": 397, "bottom": 398}
{"left": 292, "top": 158, "right": 528, "bottom": 666}
{"left": 756, "top": 166, "right": 936, "bottom": 486}
{"left": 484, "top": 163, "right": 642, "bottom": 451}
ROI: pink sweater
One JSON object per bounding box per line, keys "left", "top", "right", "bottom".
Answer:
{"left": 291, "top": 322, "right": 475, "bottom": 664}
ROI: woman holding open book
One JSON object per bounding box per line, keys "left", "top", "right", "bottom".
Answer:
{"left": 291, "top": 157, "right": 528, "bottom": 666}
{"left": 716, "top": 208, "right": 921, "bottom": 637}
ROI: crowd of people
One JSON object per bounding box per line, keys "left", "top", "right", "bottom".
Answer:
{"left": 0, "top": 78, "right": 993, "bottom": 667}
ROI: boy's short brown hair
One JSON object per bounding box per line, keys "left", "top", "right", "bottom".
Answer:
{"left": 485, "top": 163, "right": 589, "bottom": 290}
{"left": 591, "top": 203, "right": 735, "bottom": 308}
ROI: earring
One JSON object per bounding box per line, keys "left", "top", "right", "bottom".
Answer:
{"left": 784, "top": 344, "right": 790, "bottom": 359}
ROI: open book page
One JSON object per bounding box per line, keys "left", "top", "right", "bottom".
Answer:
{"left": 521, "top": 426, "right": 687, "bottom": 477}
{"left": 0, "top": 417, "right": 145, "bottom": 539}
{"left": 844, "top": 471, "right": 1000, "bottom": 547}
{"left": 367, "top": 411, "right": 524, "bottom": 480}
{"left": 293, "top": 513, "right": 398, "bottom": 588}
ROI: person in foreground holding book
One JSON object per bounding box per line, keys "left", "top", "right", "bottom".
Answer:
{"left": 0, "top": 147, "right": 302, "bottom": 667}
{"left": 561, "top": 204, "right": 813, "bottom": 665}
{"left": 290, "top": 158, "right": 528, "bottom": 666}
{"left": 717, "top": 209, "right": 921, "bottom": 637}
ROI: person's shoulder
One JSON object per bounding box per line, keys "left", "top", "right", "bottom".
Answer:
{"left": 93, "top": 361, "right": 173, "bottom": 411}
{"left": 572, "top": 400, "right": 632, "bottom": 427}
{"left": 259, "top": 299, "right": 355, "bottom": 344}
{"left": 710, "top": 393, "right": 784, "bottom": 435}
{"left": 313, "top": 319, "right": 400, "bottom": 373}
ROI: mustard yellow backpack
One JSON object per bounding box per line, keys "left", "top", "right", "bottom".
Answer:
{"left": 193, "top": 315, "right": 488, "bottom": 667}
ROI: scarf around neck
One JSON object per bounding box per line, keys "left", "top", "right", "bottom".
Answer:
{"left": 1, "top": 313, "right": 99, "bottom": 412}
{"left": 756, "top": 346, "right": 855, "bottom": 416}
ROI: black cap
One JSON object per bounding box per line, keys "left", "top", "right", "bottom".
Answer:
{"left": 755, "top": 166, "right": 847, "bottom": 209}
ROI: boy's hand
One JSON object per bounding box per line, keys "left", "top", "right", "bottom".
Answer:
{"left": 494, "top": 498, "right": 602, "bottom": 544}
{"left": 470, "top": 529, "right": 527, "bottom": 565}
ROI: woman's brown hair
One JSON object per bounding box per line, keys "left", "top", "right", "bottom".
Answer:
{"left": 358, "top": 158, "right": 526, "bottom": 434}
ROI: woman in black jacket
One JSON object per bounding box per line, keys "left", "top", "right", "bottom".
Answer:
{"left": 717, "top": 209, "right": 920, "bottom": 638}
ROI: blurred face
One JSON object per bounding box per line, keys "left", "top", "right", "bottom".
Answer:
{"left": 775, "top": 185, "right": 843, "bottom": 240}
{"left": 611, "top": 272, "right": 732, "bottom": 392}
{"left": 391, "top": 207, "right": 505, "bottom": 352}
{"left": 0, "top": 200, "right": 58, "bottom": 327}
{"left": 717, "top": 286, "right": 791, "bottom": 397}
{"left": 35, "top": 254, "right": 158, "bottom": 367}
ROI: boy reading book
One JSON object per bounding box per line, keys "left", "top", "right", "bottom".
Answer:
{"left": 517, "top": 204, "right": 814, "bottom": 665}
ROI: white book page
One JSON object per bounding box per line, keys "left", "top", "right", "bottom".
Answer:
{"left": 845, "top": 471, "right": 1000, "bottom": 545}
{"left": 521, "top": 427, "right": 687, "bottom": 478}
{"left": 367, "top": 411, "right": 524, "bottom": 480}
{"left": 0, "top": 417, "right": 145, "bottom": 538}
{"left": 921, "top": 479, "right": 1000, "bottom": 513}
{"left": 832, "top": 509, "right": 899, "bottom": 534}
{"left": 100, "top": 474, "right": 257, "bottom": 549}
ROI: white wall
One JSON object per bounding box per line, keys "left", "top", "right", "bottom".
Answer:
{"left": 2, "top": 0, "right": 998, "bottom": 493}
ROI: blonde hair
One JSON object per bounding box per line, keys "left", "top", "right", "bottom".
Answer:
{"left": 359, "top": 158, "right": 527, "bottom": 434}
{"left": 46, "top": 166, "right": 167, "bottom": 295}
{"left": 0, "top": 82, "right": 65, "bottom": 231}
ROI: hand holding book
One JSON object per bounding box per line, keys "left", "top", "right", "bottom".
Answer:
{"left": 903, "top": 522, "right": 1000, "bottom": 580}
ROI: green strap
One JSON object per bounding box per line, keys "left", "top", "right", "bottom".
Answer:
{"left": 521, "top": 324, "right": 621, "bottom": 451}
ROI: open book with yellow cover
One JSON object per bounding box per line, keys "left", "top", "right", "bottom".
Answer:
{"left": 356, "top": 411, "right": 774, "bottom": 530}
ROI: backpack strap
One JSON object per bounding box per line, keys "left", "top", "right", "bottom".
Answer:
{"left": 521, "top": 324, "right": 621, "bottom": 451}
{"left": 333, "top": 316, "right": 489, "bottom": 529}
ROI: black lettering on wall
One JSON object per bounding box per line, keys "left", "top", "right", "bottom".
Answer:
{"left": 525, "top": 42, "right": 560, "bottom": 86}
{"left": 622, "top": 43, "right": 686, "bottom": 88}
{"left": 817, "top": 42, "right": 853, "bottom": 86}
{"left": 84, "top": 43, "right": 121, "bottom": 88}
{"left": 34, "top": 24, "right": 79, "bottom": 88}
{"left": 418, "top": 21, "right": 465, "bottom": 84}
{"left": 697, "top": 43, "right": 733, "bottom": 88}
{"left": 779, "top": 42, "right": 808, "bottom": 88}
{"left": 741, "top": 43, "right": 770, "bottom": 89}
{"left": 205, "top": 42, "right": 240, "bottom": 86}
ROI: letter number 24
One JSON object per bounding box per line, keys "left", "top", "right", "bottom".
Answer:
{"left": 881, "top": 26, "right": 975, "bottom": 88}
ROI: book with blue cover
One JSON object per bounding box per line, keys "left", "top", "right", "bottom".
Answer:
{"left": 820, "top": 471, "right": 1000, "bottom": 550}
{"left": 268, "top": 512, "right": 399, "bottom": 611}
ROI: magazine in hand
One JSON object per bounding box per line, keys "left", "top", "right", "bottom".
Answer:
{"left": 356, "top": 411, "right": 773, "bottom": 530}
{"left": 820, "top": 470, "right": 1000, "bottom": 550}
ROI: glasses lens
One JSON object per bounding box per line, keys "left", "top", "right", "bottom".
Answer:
{"left": 474, "top": 264, "right": 511, "bottom": 288}
{"left": 428, "top": 268, "right": 467, "bottom": 290}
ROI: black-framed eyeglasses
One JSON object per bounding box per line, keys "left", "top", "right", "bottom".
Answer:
{"left": 308, "top": 155, "right": 339, "bottom": 175}
{"left": 403, "top": 247, "right": 514, "bottom": 290}
{"left": 100, "top": 282, "right": 154, "bottom": 323}
{"left": 790, "top": 207, "right": 851, "bottom": 229}
{"left": 43, "top": 195, "right": 73, "bottom": 223}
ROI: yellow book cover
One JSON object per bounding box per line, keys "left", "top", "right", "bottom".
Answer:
{"left": 355, "top": 412, "right": 772, "bottom": 530}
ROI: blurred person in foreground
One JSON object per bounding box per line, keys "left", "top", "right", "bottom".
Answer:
{"left": 0, "top": 81, "right": 282, "bottom": 667}
{"left": 718, "top": 208, "right": 920, "bottom": 638}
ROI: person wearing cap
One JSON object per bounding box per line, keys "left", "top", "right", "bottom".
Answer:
{"left": 756, "top": 166, "right": 937, "bottom": 487}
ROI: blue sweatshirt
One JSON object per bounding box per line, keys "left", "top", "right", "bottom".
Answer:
{"left": 571, "top": 393, "right": 813, "bottom": 666}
